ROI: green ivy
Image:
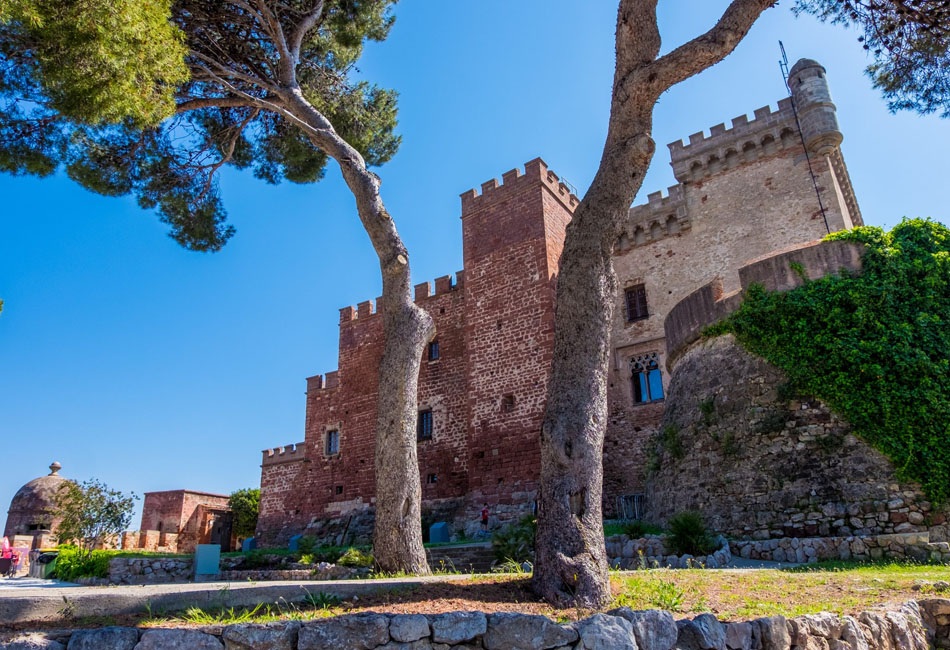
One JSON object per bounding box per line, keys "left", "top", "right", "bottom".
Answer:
{"left": 718, "top": 219, "right": 950, "bottom": 504}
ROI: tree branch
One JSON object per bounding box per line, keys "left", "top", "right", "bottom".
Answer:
{"left": 645, "top": 0, "right": 776, "bottom": 94}
{"left": 176, "top": 97, "right": 257, "bottom": 113}
{"left": 289, "top": 1, "right": 326, "bottom": 66}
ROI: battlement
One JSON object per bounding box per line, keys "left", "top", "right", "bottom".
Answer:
{"left": 261, "top": 442, "right": 307, "bottom": 466}
{"left": 414, "top": 270, "right": 465, "bottom": 301}
{"left": 616, "top": 184, "right": 689, "bottom": 253}
{"left": 338, "top": 271, "right": 465, "bottom": 325}
{"left": 667, "top": 98, "right": 802, "bottom": 183}
{"left": 460, "top": 158, "right": 579, "bottom": 216}
{"left": 306, "top": 372, "right": 340, "bottom": 392}
{"left": 664, "top": 238, "right": 866, "bottom": 370}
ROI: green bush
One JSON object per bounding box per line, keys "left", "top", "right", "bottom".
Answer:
{"left": 336, "top": 547, "right": 374, "bottom": 567}
{"left": 720, "top": 220, "right": 950, "bottom": 504}
{"left": 51, "top": 546, "right": 111, "bottom": 581}
{"left": 622, "top": 520, "right": 664, "bottom": 538}
{"left": 665, "top": 512, "right": 717, "bottom": 556}
{"left": 491, "top": 515, "right": 536, "bottom": 564}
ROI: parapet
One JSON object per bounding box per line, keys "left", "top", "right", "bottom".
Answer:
{"left": 413, "top": 271, "right": 465, "bottom": 301}
{"left": 460, "top": 158, "right": 579, "bottom": 216}
{"left": 261, "top": 442, "right": 307, "bottom": 467}
{"left": 664, "top": 239, "right": 866, "bottom": 370}
{"left": 667, "top": 98, "right": 800, "bottom": 183}
{"left": 306, "top": 372, "right": 340, "bottom": 393}
{"left": 340, "top": 271, "right": 465, "bottom": 324}
{"left": 616, "top": 184, "right": 689, "bottom": 253}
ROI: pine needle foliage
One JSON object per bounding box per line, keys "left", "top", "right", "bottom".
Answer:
{"left": 0, "top": 0, "right": 400, "bottom": 251}
{"left": 721, "top": 219, "right": 950, "bottom": 503}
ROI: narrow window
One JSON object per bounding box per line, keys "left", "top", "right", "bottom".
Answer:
{"left": 417, "top": 410, "right": 433, "bottom": 440}
{"left": 632, "top": 353, "right": 664, "bottom": 404}
{"left": 625, "top": 284, "right": 649, "bottom": 322}
{"left": 426, "top": 473, "right": 438, "bottom": 484}
{"left": 428, "top": 340, "right": 440, "bottom": 361}
{"left": 325, "top": 429, "right": 340, "bottom": 456}
{"left": 501, "top": 394, "right": 515, "bottom": 413}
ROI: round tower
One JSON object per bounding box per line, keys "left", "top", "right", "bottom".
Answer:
{"left": 4, "top": 462, "right": 69, "bottom": 548}
{"left": 788, "top": 58, "right": 843, "bottom": 156}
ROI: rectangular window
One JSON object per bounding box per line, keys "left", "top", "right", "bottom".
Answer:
{"left": 625, "top": 284, "right": 649, "bottom": 322}
{"left": 632, "top": 352, "right": 665, "bottom": 404}
{"left": 426, "top": 473, "right": 438, "bottom": 484}
{"left": 428, "top": 340, "right": 440, "bottom": 361}
{"left": 501, "top": 394, "right": 515, "bottom": 413}
{"left": 417, "top": 409, "right": 433, "bottom": 440}
{"left": 325, "top": 429, "right": 340, "bottom": 456}
{"left": 335, "top": 485, "right": 344, "bottom": 495}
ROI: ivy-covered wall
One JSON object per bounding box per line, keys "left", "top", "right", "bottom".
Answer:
{"left": 721, "top": 220, "right": 950, "bottom": 505}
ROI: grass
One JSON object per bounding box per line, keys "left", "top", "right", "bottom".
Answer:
{"left": 129, "top": 561, "right": 950, "bottom": 629}
{"left": 613, "top": 562, "right": 950, "bottom": 620}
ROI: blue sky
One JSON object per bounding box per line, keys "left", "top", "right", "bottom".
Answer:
{"left": 2, "top": 2, "right": 947, "bottom": 530}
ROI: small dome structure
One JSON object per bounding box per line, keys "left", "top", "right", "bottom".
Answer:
{"left": 3, "top": 462, "right": 70, "bottom": 540}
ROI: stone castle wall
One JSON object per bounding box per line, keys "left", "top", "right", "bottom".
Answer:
{"left": 257, "top": 159, "right": 576, "bottom": 545}
{"left": 258, "top": 59, "right": 870, "bottom": 544}
{"left": 605, "top": 65, "right": 861, "bottom": 505}
{"left": 645, "top": 335, "right": 949, "bottom": 542}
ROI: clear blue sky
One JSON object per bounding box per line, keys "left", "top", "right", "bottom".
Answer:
{"left": 1, "top": 2, "right": 947, "bottom": 530}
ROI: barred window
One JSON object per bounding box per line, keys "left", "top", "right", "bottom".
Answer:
{"left": 632, "top": 353, "right": 664, "bottom": 404}
{"left": 325, "top": 429, "right": 340, "bottom": 456}
{"left": 417, "top": 409, "right": 433, "bottom": 440}
{"left": 625, "top": 284, "right": 649, "bottom": 322}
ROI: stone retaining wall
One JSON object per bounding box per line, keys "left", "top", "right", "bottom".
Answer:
{"left": 4, "top": 600, "right": 947, "bottom": 650}
{"left": 605, "top": 534, "right": 733, "bottom": 569}
{"left": 732, "top": 532, "right": 950, "bottom": 564}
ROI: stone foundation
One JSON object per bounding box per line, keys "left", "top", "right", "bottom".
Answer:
{"left": 646, "top": 335, "right": 948, "bottom": 541}
{"left": 4, "top": 600, "right": 946, "bottom": 650}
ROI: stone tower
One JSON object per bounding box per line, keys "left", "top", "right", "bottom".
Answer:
{"left": 788, "top": 58, "right": 843, "bottom": 157}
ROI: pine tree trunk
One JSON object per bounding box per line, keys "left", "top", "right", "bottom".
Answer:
{"left": 286, "top": 88, "right": 436, "bottom": 575}
{"left": 373, "top": 292, "right": 433, "bottom": 574}
{"left": 532, "top": 0, "right": 774, "bottom": 607}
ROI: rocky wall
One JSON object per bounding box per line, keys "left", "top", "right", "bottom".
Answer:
{"left": 4, "top": 600, "right": 946, "bottom": 650}
{"left": 732, "top": 532, "right": 950, "bottom": 564}
{"left": 645, "top": 335, "right": 948, "bottom": 541}
{"left": 605, "top": 534, "right": 733, "bottom": 570}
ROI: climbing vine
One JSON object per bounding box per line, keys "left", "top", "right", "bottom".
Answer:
{"left": 719, "top": 219, "right": 950, "bottom": 503}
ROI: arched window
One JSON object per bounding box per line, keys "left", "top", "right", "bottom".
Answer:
{"left": 632, "top": 353, "right": 664, "bottom": 404}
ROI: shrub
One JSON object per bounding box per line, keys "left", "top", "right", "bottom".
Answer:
{"left": 51, "top": 546, "right": 111, "bottom": 581}
{"left": 491, "top": 515, "right": 536, "bottom": 564}
{"left": 336, "top": 547, "right": 374, "bottom": 567}
{"left": 622, "top": 520, "right": 664, "bottom": 538}
{"left": 665, "top": 512, "right": 717, "bottom": 556}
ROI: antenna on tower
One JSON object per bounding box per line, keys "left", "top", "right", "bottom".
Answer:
{"left": 779, "top": 40, "right": 791, "bottom": 88}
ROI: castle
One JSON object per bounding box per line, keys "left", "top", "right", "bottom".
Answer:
{"left": 256, "top": 59, "right": 862, "bottom": 545}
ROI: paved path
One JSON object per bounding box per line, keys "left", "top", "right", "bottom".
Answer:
{"left": 0, "top": 558, "right": 803, "bottom": 627}
{"left": 0, "top": 574, "right": 461, "bottom": 626}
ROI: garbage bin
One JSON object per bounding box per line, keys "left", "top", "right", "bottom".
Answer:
{"left": 29, "top": 551, "right": 58, "bottom": 579}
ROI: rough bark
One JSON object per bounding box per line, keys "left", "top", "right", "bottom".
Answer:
{"left": 533, "top": 0, "right": 777, "bottom": 608}
{"left": 282, "top": 87, "right": 435, "bottom": 576}
{"left": 177, "top": 1, "right": 435, "bottom": 575}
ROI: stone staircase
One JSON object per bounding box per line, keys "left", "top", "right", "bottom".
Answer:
{"left": 426, "top": 543, "right": 496, "bottom": 573}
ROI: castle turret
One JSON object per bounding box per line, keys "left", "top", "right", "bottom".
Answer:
{"left": 788, "top": 58, "right": 843, "bottom": 156}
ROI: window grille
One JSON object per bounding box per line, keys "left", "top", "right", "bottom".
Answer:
{"left": 632, "top": 352, "right": 664, "bottom": 404}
